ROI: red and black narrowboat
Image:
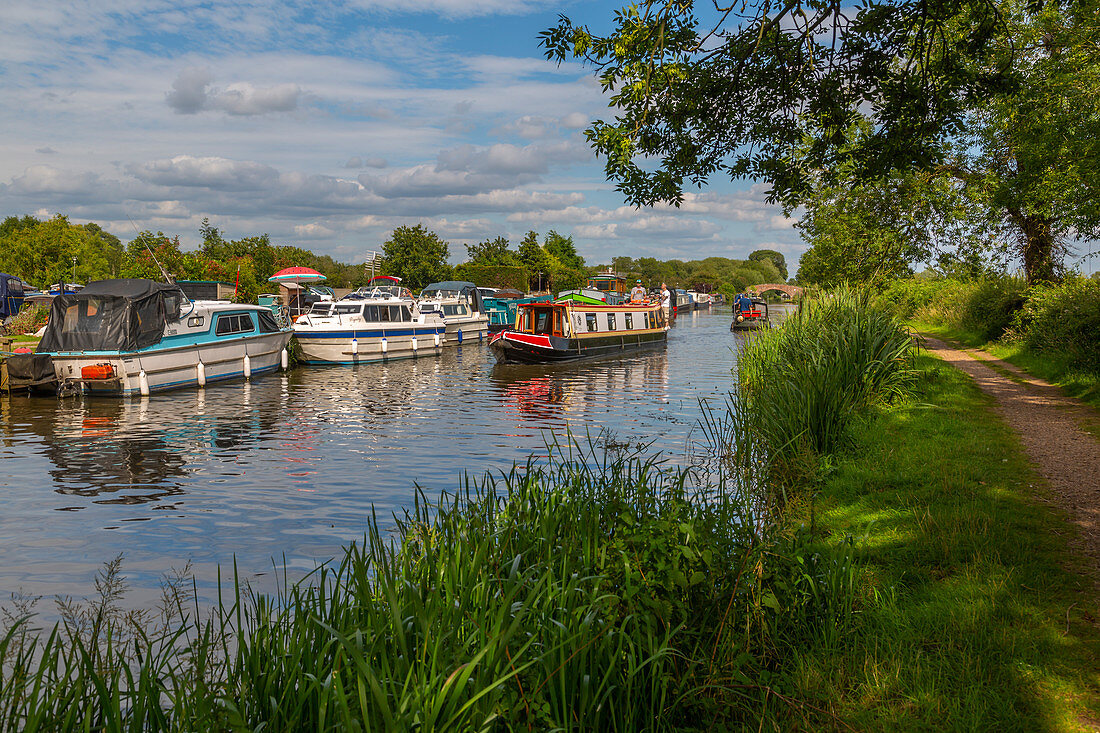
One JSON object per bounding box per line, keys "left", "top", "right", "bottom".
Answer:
{"left": 490, "top": 299, "right": 668, "bottom": 364}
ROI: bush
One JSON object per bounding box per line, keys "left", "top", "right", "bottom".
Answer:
{"left": 4, "top": 304, "right": 48, "bottom": 335}
{"left": 1012, "top": 276, "right": 1100, "bottom": 372}
{"left": 905, "top": 277, "right": 1026, "bottom": 342}
{"left": 452, "top": 264, "right": 529, "bottom": 291}
{"left": 879, "top": 277, "right": 944, "bottom": 318}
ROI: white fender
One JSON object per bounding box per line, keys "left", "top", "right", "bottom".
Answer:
{"left": 434, "top": 332, "right": 440, "bottom": 348}
{"left": 243, "top": 354, "right": 252, "bottom": 379}
{"left": 197, "top": 361, "right": 206, "bottom": 387}
{"left": 138, "top": 370, "right": 150, "bottom": 396}
{"left": 381, "top": 337, "right": 388, "bottom": 354}
{"left": 411, "top": 336, "right": 418, "bottom": 354}
{"left": 351, "top": 338, "right": 359, "bottom": 355}
{"left": 280, "top": 349, "right": 289, "bottom": 370}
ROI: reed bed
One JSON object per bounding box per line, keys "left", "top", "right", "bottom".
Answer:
{"left": 0, "top": 289, "right": 914, "bottom": 730}
{"left": 737, "top": 286, "right": 915, "bottom": 473}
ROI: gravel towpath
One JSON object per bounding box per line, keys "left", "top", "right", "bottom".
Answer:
{"left": 923, "top": 336, "right": 1100, "bottom": 588}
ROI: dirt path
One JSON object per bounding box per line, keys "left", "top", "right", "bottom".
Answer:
{"left": 923, "top": 336, "right": 1100, "bottom": 589}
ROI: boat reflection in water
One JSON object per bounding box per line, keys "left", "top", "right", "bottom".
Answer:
{"left": 23, "top": 379, "right": 294, "bottom": 512}
{"left": 490, "top": 351, "right": 670, "bottom": 429}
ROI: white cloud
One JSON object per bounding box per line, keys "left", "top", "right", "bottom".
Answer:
{"left": 128, "top": 156, "right": 279, "bottom": 190}
{"left": 559, "top": 112, "right": 589, "bottom": 129}
{"left": 294, "top": 222, "right": 338, "bottom": 238}
{"left": 165, "top": 68, "right": 301, "bottom": 116}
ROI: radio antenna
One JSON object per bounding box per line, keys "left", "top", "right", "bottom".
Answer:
{"left": 124, "top": 216, "right": 193, "bottom": 315}
{"left": 126, "top": 216, "right": 176, "bottom": 285}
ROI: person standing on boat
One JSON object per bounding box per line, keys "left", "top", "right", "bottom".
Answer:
{"left": 630, "top": 279, "right": 646, "bottom": 303}
{"left": 660, "top": 283, "right": 671, "bottom": 318}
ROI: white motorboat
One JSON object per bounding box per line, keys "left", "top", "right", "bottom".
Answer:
{"left": 417, "top": 281, "right": 489, "bottom": 345}
{"left": 292, "top": 296, "right": 446, "bottom": 364}
{"left": 38, "top": 279, "right": 293, "bottom": 396}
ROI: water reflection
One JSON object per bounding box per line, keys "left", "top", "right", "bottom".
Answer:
{"left": 0, "top": 309, "right": 742, "bottom": 598}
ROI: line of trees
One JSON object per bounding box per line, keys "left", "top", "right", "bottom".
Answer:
{"left": 1, "top": 213, "right": 794, "bottom": 304}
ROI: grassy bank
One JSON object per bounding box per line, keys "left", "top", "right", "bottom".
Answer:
{"left": 1, "top": 290, "right": 1096, "bottom": 729}
{"left": 881, "top": 276, "right": 1100, "bottom": 407}
{"left": 912, "top": 321, "right": 1100, "bottom": 409}
{"left": 785, "top": 354, "right": 1100, "bottom": 729}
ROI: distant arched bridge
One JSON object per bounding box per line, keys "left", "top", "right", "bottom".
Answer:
{"left": 746, "top": 283, "right": 803, "bottom": 300}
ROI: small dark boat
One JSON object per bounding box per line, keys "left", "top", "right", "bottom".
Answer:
{"left": 490, "top": 299, "right": 667, "bottom": 364}
{"left": 730, "top": 293, "right": 769, "bottom": 331}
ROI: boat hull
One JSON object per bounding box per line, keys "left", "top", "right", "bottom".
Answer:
{"left": 443, "top": 316, "right": 489, "bottom": 345}
{"left": 295, "top": 327, "right": 445, "bottom": 364}
{"left": 490, "top": 330, "right": 666, "bottom": 364}
{"left": 50, "top": 330, "right": 292, "bottom": 396}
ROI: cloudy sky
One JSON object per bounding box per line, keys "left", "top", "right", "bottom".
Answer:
{"left": 0, "top": 0, "right": 802, "bottom": 267}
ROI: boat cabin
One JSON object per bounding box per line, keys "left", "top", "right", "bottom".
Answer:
{"left": 585, "top": 271, "right": 629, "bottom": 300}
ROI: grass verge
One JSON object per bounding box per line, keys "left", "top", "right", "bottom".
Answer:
{"left": 911, "top": 320, "right": 1100, "bottom": 409}
{"left": 785, "top": 354, "right": 1100, "bottom": 730}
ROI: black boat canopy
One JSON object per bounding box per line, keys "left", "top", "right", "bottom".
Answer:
{"left": 37, "top": 279, "right": 185, "bottom": 353}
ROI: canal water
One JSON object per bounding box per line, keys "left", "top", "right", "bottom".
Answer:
{"left": 0, "top": 307, "right": 755, "bottom": 603}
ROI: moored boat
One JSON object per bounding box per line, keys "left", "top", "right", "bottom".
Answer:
{"left": 483, "top": 291, "right": 552, "bottom": 333}
{"left": 417, "top": 281, "right": 489, "bottom": 344}
{"left": 293, "top": 296, "right": 445, "bottom": 364}
{"left": 675, "top": 289, "right": 693, "bottom": 314}
{"left": 39, "top": 279, "right": 292, "bottom": 396}
{"left": 490, "top": 298, "right": 668, "bottom": 364}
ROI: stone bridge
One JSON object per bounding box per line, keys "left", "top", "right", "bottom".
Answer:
{"left": 746, "top": 283, "right": 803, "bottom": 300}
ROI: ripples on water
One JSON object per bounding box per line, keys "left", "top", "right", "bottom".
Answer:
{"left": 0, "top": 308, "right": 765, "bottom": 599}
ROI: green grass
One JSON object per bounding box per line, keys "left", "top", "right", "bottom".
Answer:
{"left": 912, "top": 320, "right": 1100, "bottom": 409}
{"left": 784, "top": 354, "right": 1100, "bottom": 730}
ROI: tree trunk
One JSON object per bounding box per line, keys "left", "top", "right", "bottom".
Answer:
{"left": 1007, "top": 207, "right": 1057, "bottom": 284}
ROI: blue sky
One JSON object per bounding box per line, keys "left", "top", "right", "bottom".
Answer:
{"left": 0, "top": 0, "right": 801, "bottom": 267}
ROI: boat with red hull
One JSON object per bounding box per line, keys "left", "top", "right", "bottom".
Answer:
{"left": 490, "top": 299, "right": 668, "bottom": 364}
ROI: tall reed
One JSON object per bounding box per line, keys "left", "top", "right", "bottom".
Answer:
{"left": 738, "top": 286, "right": 915, "bottom": 470}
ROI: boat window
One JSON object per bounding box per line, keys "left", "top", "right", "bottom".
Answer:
{"left": 607, "top": 313, "right": 617, "bottom": 331}
{"left": 365, "top": 305, "right": 380, "bottom": 322}
{"left": 534, "top": 310, "right": 552, "bottom": 334}
{"left": 187, "top": 316, "right": 205, "bottom": 328}
{"left": 624, "top": 313, "right": 633, "bottom": 330}
{"left": 257, "top": 309, "right": 282, "bottom": 333}
{"left": 215, "top": 313, "right": 256, "bottom": 336}
{"left": 334, "top": 304, "right": 361, "bottom": 315}
{"left": 400, "top": 306, "right": 412, "bottom": 321}
{"left": 585, "top": 313, "right": 598, "bottom": 332}
{"left": 309, "top": 303, "right": 331, "bottom": 315}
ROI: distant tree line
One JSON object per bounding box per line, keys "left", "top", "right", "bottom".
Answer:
{"left": 0, "top": 213, "right": 791, "bottom": 303}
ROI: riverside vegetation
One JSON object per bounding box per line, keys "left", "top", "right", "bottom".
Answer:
{"left": 881, "top": 275, "right": 1100, "bottom": 406}
{"left": 2, "top": 290, "right": 1097, "bottom": 729}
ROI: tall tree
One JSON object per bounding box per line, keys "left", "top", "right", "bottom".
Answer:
{"left": 934, "top": 0, "right": 1100, "bottom": 282}
{"left": 541, "top": 0, "right": 1008, "bottom": 208}
{"left": 465, "top": 236, "right": 521, "bottom": 267}
{"left": 543, "top": 230, "right": 585, "bottom": 270}
{"left": 747, "top": 250, "right": 788, "bottom": 281}
{"left": 381, "top": 225, "right": 451, "bottom": 291}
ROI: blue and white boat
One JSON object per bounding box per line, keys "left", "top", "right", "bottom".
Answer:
{"left": 292, "top": 295, "right": 445, "bottom": 364}
{"left": 38, "top": 279, "right": 292, "bottom": 396}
